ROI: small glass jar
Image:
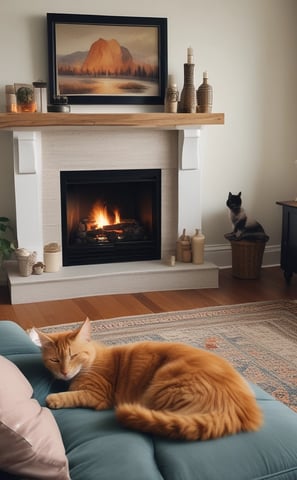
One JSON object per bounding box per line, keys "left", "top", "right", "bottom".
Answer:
{"left": 33, "top": 81, "right": 47, "bottom": 113}
{"left": 5, "top": 85, "right": 17, "bottom": 113}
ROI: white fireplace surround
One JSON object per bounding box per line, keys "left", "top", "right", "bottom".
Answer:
{"left": 7, "top": 125, "right": 219, "bottom": 303}
{"left": 14, "top": 127, "right": 201, "bottom": 259}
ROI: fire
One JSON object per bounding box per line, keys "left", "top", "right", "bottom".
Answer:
{"left": 90, "top": 201, "right": 120, "bottom": 228}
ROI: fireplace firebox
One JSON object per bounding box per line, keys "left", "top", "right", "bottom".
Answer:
{"left": 60, "top": 169, "right": 161, "bottom": 266}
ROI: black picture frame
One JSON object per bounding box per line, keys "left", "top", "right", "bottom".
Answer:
{"left": 47, "top": 13, "right": 168, "bottom": 106}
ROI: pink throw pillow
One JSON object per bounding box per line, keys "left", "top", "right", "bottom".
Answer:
{"left": 0, "top": 355, "right": 70, "bottom": 479}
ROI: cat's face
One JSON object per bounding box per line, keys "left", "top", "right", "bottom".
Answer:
{"left": 35, "top": 319, "right": 93, "bottom": 381}
{"left": 226, "top": 192, "right": 242, "bottom": 210}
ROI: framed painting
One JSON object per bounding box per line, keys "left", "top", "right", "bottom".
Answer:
{"left": 47, "top": 13, "right": 168, "bottom": 105}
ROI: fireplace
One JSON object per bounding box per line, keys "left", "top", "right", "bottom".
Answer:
{"left": 7, "top": 126, "right": 220, "bottom": 304}
{"left": 60, "top": 169, "right": 161, "bottom": 266}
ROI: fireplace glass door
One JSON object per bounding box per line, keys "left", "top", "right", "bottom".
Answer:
{"left": 60, "top": 169, "right": 161, "bottom": 266}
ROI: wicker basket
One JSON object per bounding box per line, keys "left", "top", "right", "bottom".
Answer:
{"left": 228, "top": 239, "right": 267, "bottom": 279}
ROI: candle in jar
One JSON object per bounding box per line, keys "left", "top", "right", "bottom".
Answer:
{"left": 187, "top": 46, "right": 194, "bottom": 64}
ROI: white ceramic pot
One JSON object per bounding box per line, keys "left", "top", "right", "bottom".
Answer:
{"left": 44, "top": 251, "right": 62, "bottom": 273}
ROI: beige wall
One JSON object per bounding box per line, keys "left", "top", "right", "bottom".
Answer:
{"left": 1, "top": 0, "right": 297, "bottom": 255}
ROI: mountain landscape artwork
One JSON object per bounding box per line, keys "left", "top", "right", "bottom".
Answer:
{"left": 55, "top": 23, "right": 160, "bottom": 97}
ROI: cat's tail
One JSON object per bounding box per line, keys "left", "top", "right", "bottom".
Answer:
{"left": 115, "top": 403, "right": 262, "bottom": 441}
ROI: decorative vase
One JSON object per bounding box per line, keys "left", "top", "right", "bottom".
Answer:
{"left": 179, "top": 64, "right": 196, "bottom": 113}
{"left": 191, "top": 229, "right": 205, "bottom": 264}
{"left": 15, "top": 248, "right": 37, "bottom": 276}
{"left": 176, "top": 228, "right": 187, "bottom": 261}
{"left": 164, "top": 76, "right": 179, "bottom": 113}
{"left": 196, "top": 71, "right": 213, "bottom": 113}
{"left": 176, "top": 229, "right": 192, "bottom": 262}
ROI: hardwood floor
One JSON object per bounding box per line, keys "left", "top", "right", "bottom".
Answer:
{"left": 0, "top": 267, "right": 296, "bottom": 330}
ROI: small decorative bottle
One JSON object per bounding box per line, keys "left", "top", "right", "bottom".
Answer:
{"left": 196, "top": 71, "right": 213, "bottom": 113}
{"left": 176, "top": 228, "right": 191, "bottom": 261}
{"left": 179, "top": 47, "right": 196, "bottom": 113}
{"left": 191, "top": 229, "right": 205, "bottom": 264}
{"left": 181, "top": 237, "right": 192, "bottom": 263}
{"left": 164, "top": 75, "right": 179, "bottom": 113}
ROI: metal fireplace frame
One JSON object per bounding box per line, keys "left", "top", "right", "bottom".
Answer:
{"left": 60, "top": 168, "right": 161, "bottom": 266}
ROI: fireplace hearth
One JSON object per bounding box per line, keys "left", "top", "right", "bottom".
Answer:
{"left": 60, "top": 169, "right": 161, "bottom": 266}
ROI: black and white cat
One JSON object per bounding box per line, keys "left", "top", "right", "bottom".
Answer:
{"left": 226, "top": 192, "right": 269, "bottom": 241}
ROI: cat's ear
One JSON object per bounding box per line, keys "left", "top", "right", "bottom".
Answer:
{"left": 238, "top": 192, "right": 242, "bottom": 197}
{"left": 29, "top": 328, "right": 54, "bottom": 348}
{"left": 76, "top": 318, "right": 92, "bottom": 342}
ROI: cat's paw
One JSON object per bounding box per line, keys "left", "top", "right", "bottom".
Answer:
{"left": 224, "top": 232, "right": 236, "bottom": 240}
{"left": 46, "top": 393, "right": 65, "bottom": 409}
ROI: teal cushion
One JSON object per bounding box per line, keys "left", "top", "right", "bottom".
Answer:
{"left": 52, "top": 387, "right": 297, "bottom": 480}
{"left": 0, "top": 321, "right": 39, "bottom": 355}
{"left": 53, "top": 409, "right": 163, "bottom": 480}
{"left": 154, "top": 388, "right": 297, "bottom": 480}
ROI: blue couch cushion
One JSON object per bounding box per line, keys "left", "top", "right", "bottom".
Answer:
{"left": 0, "top": 320, "right": 40, "bottom": 355}
{"left": 53, "top": 409, "right": 164, "bottom": 480}
{"left": 154, "top": 393, "right": 297, "bottom": 479}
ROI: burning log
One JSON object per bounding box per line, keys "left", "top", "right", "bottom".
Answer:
{"left": 73, "top": 218, "right": 147, "bottom": 244}
{"left": 102, "top": 219, "right": 137, "bottom": 230}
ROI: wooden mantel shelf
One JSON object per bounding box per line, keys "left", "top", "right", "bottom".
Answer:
{"left": 0, "top": 112, "right": 224, "bottom": 130}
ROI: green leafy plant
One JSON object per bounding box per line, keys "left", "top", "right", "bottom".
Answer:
{"left": 16, "top": 86, "right": 34, "bottom": 104}
{"left": 0, "top": 217, "right": 15, "bottom": 261}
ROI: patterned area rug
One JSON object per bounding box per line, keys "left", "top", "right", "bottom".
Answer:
{"left": 41, "top": 300, "right": 297, "bottom": 412}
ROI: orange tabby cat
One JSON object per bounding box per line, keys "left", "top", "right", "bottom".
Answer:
{"left": 35, "top": 318, "right": 262, "bottom": 441}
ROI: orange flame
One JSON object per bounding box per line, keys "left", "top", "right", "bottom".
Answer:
{"left": 90, "top": 201, "right": 120, "bottom": 228}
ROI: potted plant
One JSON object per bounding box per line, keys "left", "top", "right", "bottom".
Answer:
{"left": 0, "top": 217, "right": 16, "bottom": 266}
{"left": 16, "top": 86, "right": 36, "bottom": 112}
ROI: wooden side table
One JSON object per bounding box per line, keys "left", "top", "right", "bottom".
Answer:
{"left": 276, "top": 200, "right": 297, "bottom": 282}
